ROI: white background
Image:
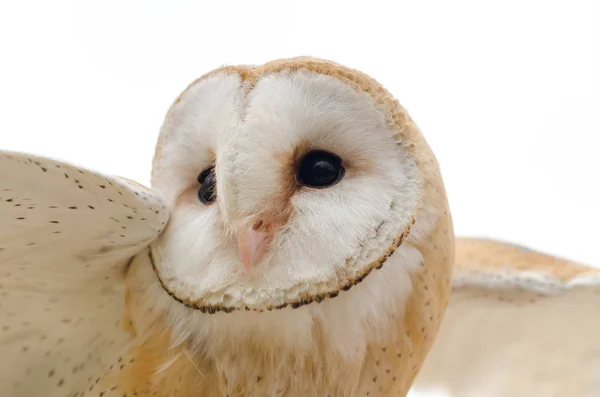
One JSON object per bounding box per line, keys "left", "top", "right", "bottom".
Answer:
{"left": 0, "top": 2, "right": 598, "bottom": 394}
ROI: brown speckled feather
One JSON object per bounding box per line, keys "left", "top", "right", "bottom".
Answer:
{"left": 0, "top": 151, "right": 169, "bottom": 397}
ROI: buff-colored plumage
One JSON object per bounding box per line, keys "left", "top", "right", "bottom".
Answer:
{"left": 0, "top": 57, "right": 596, "bottom": 397}
{"left": 413, "top": 239, "right": 600, "bottom": 396}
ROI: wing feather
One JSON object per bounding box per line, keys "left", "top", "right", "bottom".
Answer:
{"left": 412, "top": 238, "right": 600, "bottom": 397}
{"left": 0, "top": 150, "right": 169, "bottom": 397}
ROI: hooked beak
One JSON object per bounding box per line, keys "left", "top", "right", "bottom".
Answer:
{"left": 236, "top": 226, "right": 272, "bottom": 272}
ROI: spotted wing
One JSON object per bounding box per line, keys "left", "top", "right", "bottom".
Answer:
{"left": 412, "top": 238, "right": 600, "bottom": 397}
{"left": 0, "top": 150, "right": 169, "bottom": 397}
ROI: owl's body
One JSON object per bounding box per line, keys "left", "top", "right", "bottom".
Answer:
{"left": 1, "top": 57, "right": 598, "bottom": 397}
{"left": 94, "top": 58, "right": 454, "bottom": 397}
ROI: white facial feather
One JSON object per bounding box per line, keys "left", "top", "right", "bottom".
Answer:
{"left": 145, "top": 68, "right": 430, "bottom": 361}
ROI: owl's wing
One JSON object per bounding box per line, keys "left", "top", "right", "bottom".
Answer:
{"left": 412, "top": 238, "right": 600, "bottom": 397}
{"left": 0, "top": 150, "right": 169, "bottom": 397}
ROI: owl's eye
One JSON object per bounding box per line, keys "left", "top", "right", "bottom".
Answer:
{"left": 197, "top": 166, "right": 216, "bottom": 204}
{"left": 297, "top": 150, "right": 345, "bottom": 188}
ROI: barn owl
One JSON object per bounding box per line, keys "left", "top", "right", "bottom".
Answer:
{"left": 0, "top": 57, "right": 596, "bottom": 397}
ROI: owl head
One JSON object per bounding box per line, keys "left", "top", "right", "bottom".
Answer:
{"left": 146, "top": 58, "right": 453, "bottom": 355}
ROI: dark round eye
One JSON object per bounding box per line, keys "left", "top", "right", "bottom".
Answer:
{"left": 198, "top": 166, "right": 216, "bottom": 204}
{"left": 297, "top": 150, "right": 345, "bottom": 188}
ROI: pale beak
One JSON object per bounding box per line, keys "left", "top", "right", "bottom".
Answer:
{"left": 236, "top": 228, "right": 271, "bottom": 272}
